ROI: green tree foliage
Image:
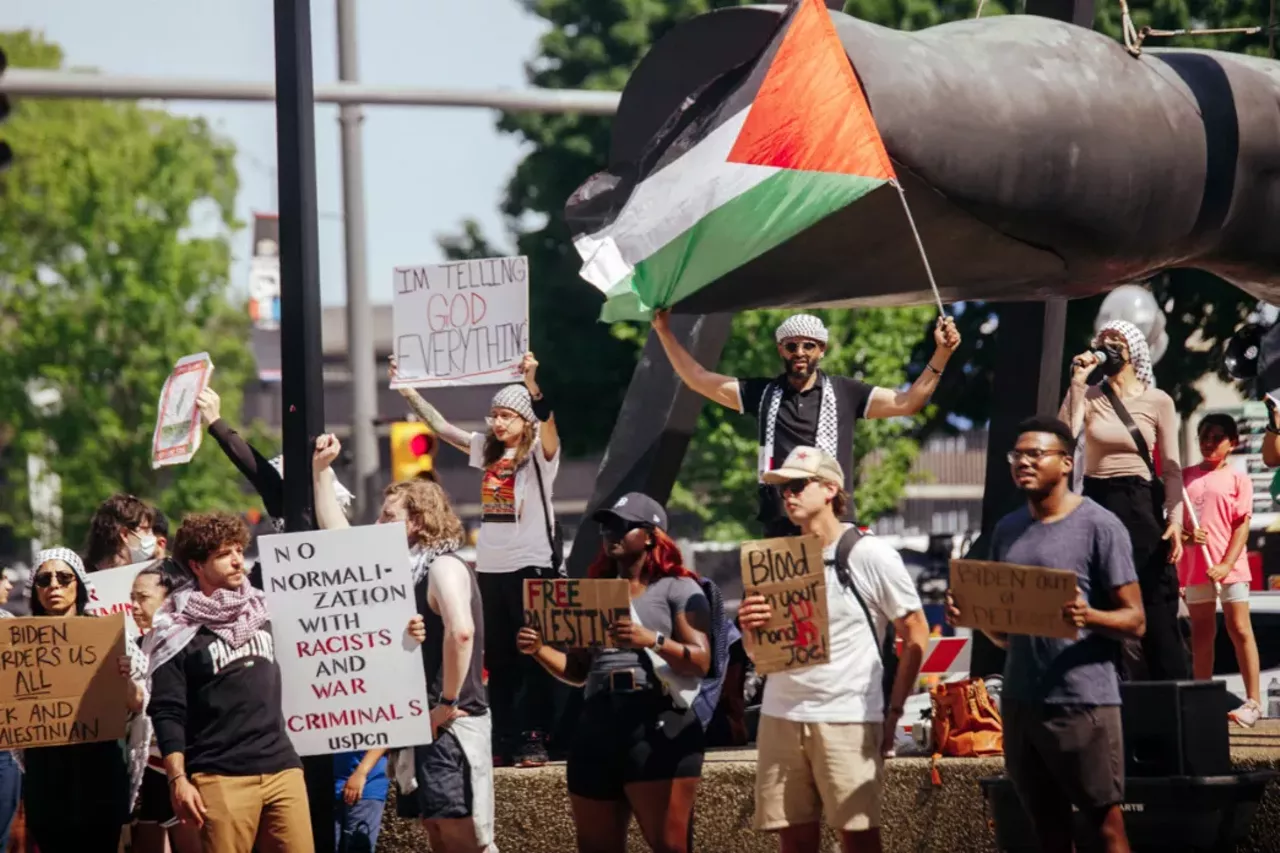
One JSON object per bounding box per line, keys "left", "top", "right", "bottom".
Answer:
{"left": 0, "top": 31, "right": 263, "bottom": 550}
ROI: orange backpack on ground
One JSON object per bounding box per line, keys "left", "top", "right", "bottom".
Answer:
{"left": 930, "top": 678, "right": 1004, "bottom": 782}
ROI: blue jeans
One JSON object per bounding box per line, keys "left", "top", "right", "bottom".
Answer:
{"left": 335, "top": 797, "right": 386, "bottom": 853}
{"left": 0, "top": 752, "right": 20, "bottom": 849}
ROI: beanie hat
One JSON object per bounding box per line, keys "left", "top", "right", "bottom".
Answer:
{"left": 490, "top": 385, "right": 535, "bottom": 422}
{"left": 775, "top": 314, "right": 829, "bottom": 344}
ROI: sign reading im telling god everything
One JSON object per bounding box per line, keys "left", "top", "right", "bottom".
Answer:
{"left": 259, "top": 523, "right": 432, "bottom": 756}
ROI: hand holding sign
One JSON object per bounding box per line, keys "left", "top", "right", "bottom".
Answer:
{"left": 1062, "top": 588, "right": 1089, "bottom": 629}
{"left": 739, "top": 536, "right": 830, "bottom": 674}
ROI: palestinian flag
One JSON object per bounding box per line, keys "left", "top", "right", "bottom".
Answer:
{"left": 566, "top": 0, "right": 896, "bottom": 323}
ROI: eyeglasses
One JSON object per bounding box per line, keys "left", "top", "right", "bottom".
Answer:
{"left": 34, "top": 571, "right": 75, "bottom": 589}
{"left": 783, "top": 341, "right": 821, "bottom": 355}
{"left": 485, "top": 412, "right": 522, "bottom": 427}
{"left": 1007, "top": 449, "right": 1068, "bottom": 464}
{"left": 779, "top": 478, "right": 817, "bottom": 495}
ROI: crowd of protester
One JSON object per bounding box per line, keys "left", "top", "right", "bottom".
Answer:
{"left": 0, "top": 308, "right": 1266, "bottom": 853}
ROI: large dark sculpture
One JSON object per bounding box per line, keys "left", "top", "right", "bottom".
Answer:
{"left": 575, "top": 6, "right": 1280, "bottom": 314}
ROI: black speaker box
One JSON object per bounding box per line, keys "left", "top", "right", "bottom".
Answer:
{"left": 1120, "top": 680, "right": 1231, "bottom": 778}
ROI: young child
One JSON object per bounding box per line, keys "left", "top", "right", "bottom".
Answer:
{"left": 1180, "top": 413, "right": 1262, "bottom": 726}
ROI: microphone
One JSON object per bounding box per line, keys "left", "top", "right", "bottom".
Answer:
{"left": 1072, "top": 350, "right": 1108, "bottom": 370}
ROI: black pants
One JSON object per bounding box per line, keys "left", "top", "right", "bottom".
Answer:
{"left": 28, "top": 822, "right": 123, "bottom": 853}
{"left": 1083, "top": 476, "right": 1190, "bottom": 681}
{"left": 478, "top": 566, "right": 553, "bottom": 755}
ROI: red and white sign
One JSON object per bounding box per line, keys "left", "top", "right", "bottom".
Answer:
{"left": 895, "top": 636, "right": 971, "bottom": 674}
{"left": 151, "top": 352, "right": 214, "bottom": 469}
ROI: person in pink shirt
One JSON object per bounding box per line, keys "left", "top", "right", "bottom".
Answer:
{"left": 1180, "top": 413, "right": 1261, "bottom": 726}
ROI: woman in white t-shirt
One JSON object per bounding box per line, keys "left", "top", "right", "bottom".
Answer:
{"left": 392, "top": 351, "right": 561, "bottom": 767}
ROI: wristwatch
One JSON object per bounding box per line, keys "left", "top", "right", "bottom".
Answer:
{"left": 439, "top": 695, "right": 460, "bottom": 708}
{"left": 654, "top": 632, "right": 667, "bottom": 650}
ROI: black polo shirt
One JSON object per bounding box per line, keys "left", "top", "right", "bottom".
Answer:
{"left": 738, "top": 372, "right": 874, "bottom": 524}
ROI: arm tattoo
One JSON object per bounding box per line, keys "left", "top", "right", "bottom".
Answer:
{"left": 399, "top": 389, "right": 450, "bottom": 433}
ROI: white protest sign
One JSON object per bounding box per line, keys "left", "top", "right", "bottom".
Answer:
{"left": 390, "top": 256, "right": 530, "bottom": 389}
{"left": 152, "top": 353, "right": 214, "bottom": 469}
{"left": 259, "top": 523, "right": 432, "bottom": 756}
{"left": 84, "top": 561, "right": 151, "bottom": 636}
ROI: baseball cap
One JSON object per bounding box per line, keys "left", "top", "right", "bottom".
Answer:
{"left": 593, "top": 492, "right": 669, "bottom": 532}
{"left": 761, "top": 446, "right": 844, "bottom": 487}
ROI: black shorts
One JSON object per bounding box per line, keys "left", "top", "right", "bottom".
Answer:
{"left": 135, "top": 768, "right": 175, "bottom": 825}
{"left": 567, "top": 691, "right": 705, "bottom": 801}
{"left": 1003, "top": 700, "right": 1125, "bottom": 813}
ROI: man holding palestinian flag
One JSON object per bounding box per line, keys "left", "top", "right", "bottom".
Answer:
{"left": 565, "top": 0, "right": 960, "bottom": 537}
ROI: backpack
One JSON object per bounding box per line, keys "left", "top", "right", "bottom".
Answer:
{"left": 832, "top": 526, "right": 898, "bottom": 708}
{"left": 691, "top": 576, "right": 739, "bottom": 731}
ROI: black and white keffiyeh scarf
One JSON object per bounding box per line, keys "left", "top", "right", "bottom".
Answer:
{"left": 757, "top": 373, "right": 840, "bottom": 481}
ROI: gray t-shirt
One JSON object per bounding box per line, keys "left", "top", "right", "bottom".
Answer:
{"left": 991, "top": 498, "right": 1137, "bottom": 706}
{"left": 591, "top": 576, "right": 708, "bottom": 676}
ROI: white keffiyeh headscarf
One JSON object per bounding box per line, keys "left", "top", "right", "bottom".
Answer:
{"left": 1094, "top": 319, "right": 1156, "bottom": 389}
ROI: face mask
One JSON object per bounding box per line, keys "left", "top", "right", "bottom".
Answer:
{"left": 130, "top": 534, "right": 158, "bottom": 563}
{"left": 1099, "top": 341, "right": 1127, "bottom": 377}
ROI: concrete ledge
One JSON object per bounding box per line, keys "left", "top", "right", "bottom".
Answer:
{"left": 379, "top": 729, "right": 1280, "bottom": 852}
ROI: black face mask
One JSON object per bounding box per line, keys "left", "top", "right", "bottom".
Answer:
{"left": 1099, "top": 340, "right": 1127, "bottom": 377}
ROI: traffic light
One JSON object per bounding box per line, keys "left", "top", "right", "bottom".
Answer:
{"left": 0, "top": 47, "right": 10, "bottom": 172}
{"left": 390, "top": 421, "right": 436, "bottom": 481}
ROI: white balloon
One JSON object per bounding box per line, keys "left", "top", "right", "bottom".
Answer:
{"left": 1095, "top": 284, "right": 1161, "bottom": 341}
{"left": 1149, "top": 330, "right": 1169, "bottom": 364}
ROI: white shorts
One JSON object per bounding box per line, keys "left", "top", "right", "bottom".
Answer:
{"left": 1185, "top": 581, "right": 1250, "bottom": 605}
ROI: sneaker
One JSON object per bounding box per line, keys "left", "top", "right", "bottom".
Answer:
{"left": 512, "top": 732, "right": 549, "bottom": 767}
{"left": 1230, "top": 699, "right": 1262, "bottom": 728}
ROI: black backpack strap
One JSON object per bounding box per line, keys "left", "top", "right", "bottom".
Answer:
{"left": 529, "top": 452, "right": 561, "bottom": 571}
{"left": 829, "top": 526, "right": 883, "bottom": 661}
{"left": 1099, "top": 381, "right": 1158, "bottom": 479}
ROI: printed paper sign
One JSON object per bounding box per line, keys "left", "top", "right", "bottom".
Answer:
{"left": 259, "top": 523, "right": 432, "bottom": 756}
{"left": 522, "top": 579, "right": 630, "bottom": 649}
{"left": 740, "top": 536, "right": 830, "bottom": 675}
{"left": 949, "top": 560, "right": 1079, "bottom": 640}
{"left": 0, "top": 614, "right": 128, "bottom": 748}
{"left": 390, "top": 256, "right": 530, "bottom": 389}
{"left": 151, "top": 352, "right": 214, "bottom": 469}
{"left": 84, "top": 561, "right": 152, "bottom": 636}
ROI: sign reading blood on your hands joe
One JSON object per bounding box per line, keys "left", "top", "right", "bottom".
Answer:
{"left": 0, "top": 614, "right": 129, "bottom": 748}
{"left": 949, "top": 559, "right": 1079, "bottom": 640}
{"left": 151, "top": 352, "right": 214, "bottom": 469}
{"left": 522, "top": 578, "right": 630, "bottom": 650}
{"left": 259, "top": 523, "right": 432, "bottom": 756}
{"left": 390, "top": 256, "right": 530, "bottom": 389}
{"left": 740, "top": 536, "right": 830, "bottom": 675}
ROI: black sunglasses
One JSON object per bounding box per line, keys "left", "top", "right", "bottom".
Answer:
{"left": 600, "top": 518, "right": 649, "bottom": 537}
{"left": 783, "top": 341, "right": 820, "bottom": 355}
{"left": 34, "top": 571, "right": 76, "bottom": 589}
{"left": 779, "top": 478, "right": 817, "bottom": 495}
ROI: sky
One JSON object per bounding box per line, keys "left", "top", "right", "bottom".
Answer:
{"left": 1, "top": 0, "right": 549, "bottom": 306}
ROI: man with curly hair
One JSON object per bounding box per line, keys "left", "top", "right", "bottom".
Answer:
{"left": 145, "top": 512, "right": 311, "bottom": 851}
{"left": 315, "top": 435, "right": 495, "bottom": 853}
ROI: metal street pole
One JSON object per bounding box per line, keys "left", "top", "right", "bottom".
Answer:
{"left": 336, "top": 0, "right": 378, "bottom": 523}
{"left": 0, "top": 68, "right": 621, "bottom": 114}
{"left": 272, "top": 0, "right": 331, "bottom": 848}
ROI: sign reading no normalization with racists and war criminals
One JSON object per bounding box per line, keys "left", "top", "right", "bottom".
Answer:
{"left": 259, "top": 523, "right": 433, "bottom": 756}
{"left": 390, "top": 255, "right": 530, "bottom": 389}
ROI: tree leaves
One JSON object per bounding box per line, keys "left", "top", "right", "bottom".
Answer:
{"left": 0, "top": 30, "right": 264, "bottom": 550}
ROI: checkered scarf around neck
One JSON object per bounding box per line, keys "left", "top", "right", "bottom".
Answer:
{"left": 1094, "top": 319, "right": 1155, "bottom": 389}
{"left": 267, "top": 455, "right": 354, "bottom": 532}
{"left": 142, "top": 578, "right": 269, "bottom": 677}
{"left": 33, "top": 547, "right": 96, "bottom": 609}
{"left": 410, "top": 538, "right": 465, "bottom": 588}
{"left": 758, "top": 375, "right": 839, "bottom": 481}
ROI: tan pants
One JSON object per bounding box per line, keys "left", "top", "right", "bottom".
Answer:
{"left": 191, "top": 768, "right": 314, "bottom": 853}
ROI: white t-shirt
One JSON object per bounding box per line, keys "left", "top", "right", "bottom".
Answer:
{"left": 468, "top": 432, "right": 560, "bottom": 574}
{"left": 761, "top": 527, "right": 922, "bottom": 723}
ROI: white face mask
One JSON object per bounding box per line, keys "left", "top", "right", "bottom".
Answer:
{"left": 129, "top": 534, "right": 158, "bottom": 563}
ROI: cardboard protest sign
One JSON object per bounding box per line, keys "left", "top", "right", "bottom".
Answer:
{"left": 740, "top": 536, "right": 830, "bottom": 675}
{"left": 83, "top": 561, "right": 151, "bottom": 636}
{"left": 0, "top": 614, "right": 128, "bottom": 748}
{"left": 390, "top": 256, "right": 530, "bottom": 389}
{"left": 259, "top": 523, "right": 432, "bottom": 756}
{"left": 151, "top": 352, "right": 214, "bottom": 468}
{"left": 949, "top": 559, "right": 1079, "bottom": 640}
{"left": 522, "top": 579, "right": 630, "bottom": 649}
